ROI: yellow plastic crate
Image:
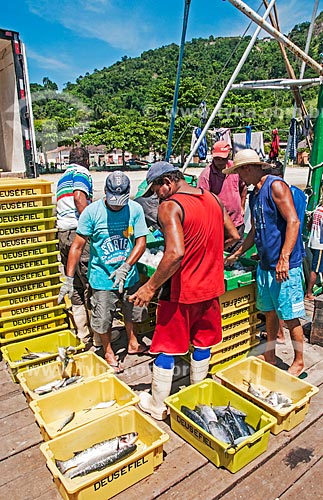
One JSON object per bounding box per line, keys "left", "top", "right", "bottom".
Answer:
{"left": 0, "top": 284, "right": 62, "bottom": 307}
{"left": 17, "top": 352, "right": 115, "bottom": 402}
{"left": 0, "top": 228, "right": 57, "bottom": 249}
{"left": 0, "top": 239, "right": 59, "bottom": 262}
{"left": 30, "top": 374, "right": 140, "bottom": 440}
{"left": 40, "top": 406, "right": 169, "bottom": 500}
{"left": 0, "top": 205, "right": 55, "bottom": 224}
{"left": 0, "top": 192, "right": 53, "bottom": 208}
{"left": 222, "top": 315, "right": 259, "bottom": 338}
{"left": 137, "top": 319, "right": 156, "bottom": 335}
{"left": 1, "top": 328, "right": 81, "bottom": 381}
{"left": 208, "top": 348, "right": 253, "bottom": 375}
{"left": 0, "top": 272, "right": 62, "bottom": 296}
{"left": 165, "top": 379, "right": 276, "bottom": 473}
{"left": 221, "top": 302, "right": 256, "bottom": 326}
{"left": 0, "top": 294, "right": 61, "bottom": 319}
{"left": 220, "top": 284, "right": 256, "bottom": 314}
{"left": 0, "top": 307, "right": 67, "bottom": 344}
{"left": 210, "top": 334, "right": 259, "bottom": 363}
{"left": 0, "top": 261, "right": 61, "bottom": 285}
{"left": 0, "top": 250, "right": 60, "bottom": 274}
{"left": 0, "top": 216, "right": 56, "bottom": 236}
{"left": 215, "top": 356, "right": 320, "bottom": 434}
{"left": 0, "top": 178, "right": 53, "bottom": 196}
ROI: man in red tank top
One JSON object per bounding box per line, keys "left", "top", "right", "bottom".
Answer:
{"left": 129, "top": 162, "right": 239, "bottom": 420}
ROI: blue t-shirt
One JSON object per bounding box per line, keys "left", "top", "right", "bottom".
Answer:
{"left": 249, "top": 175, "right": 304, "bottom": 271}
{"left": 77, "top": 199, "right": 148, "bottom": 290}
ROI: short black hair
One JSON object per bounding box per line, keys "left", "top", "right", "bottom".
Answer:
{"left": 69, "top": 147, "right": 89, "bottom": 168}
{"left": 152, "top": 170, "right": 185, "bottom": 185}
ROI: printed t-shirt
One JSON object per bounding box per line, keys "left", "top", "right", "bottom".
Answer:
{"left": 76, "top": 199, "right": 148, "bottom": 290}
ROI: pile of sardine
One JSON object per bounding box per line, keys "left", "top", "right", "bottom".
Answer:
{"left": 181, "top": 403, "right": 256, "bottom": 449}
{"left": 33, "top": 346, "right": 83, "bottom": 395}
{"left": 55, "top": 432, "right": 138, "bottom": 479}
{"left": 224, "top": 261, "right": 254, "bottom": 276}
{"left": 244, "top": 380, "right": 292, "bottom": 410}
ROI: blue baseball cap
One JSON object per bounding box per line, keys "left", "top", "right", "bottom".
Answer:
{"left": 105, "top": 171, "right": 130, "bottom": 206}
{"left": 143, "top": 161, "right": 180, "bottom": 197}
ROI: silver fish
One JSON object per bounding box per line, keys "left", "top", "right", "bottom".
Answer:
{"left": 57, "top": 412, "right": 75, "bottom": 432}
{"left": 67, "top": 443, "right": 137, "bottom": 479}
{"left": 83, "top": 400, "right": 116, "bottom": 413}
{"left": 55, "top": 432, "right": 138, "bottom": 475}
{"left": 34, "top": 379, "right": 64, "bottom": 395}
{"left": 21, "top": 348, "right": 54, "bottom": 360}
{"left": 195, "top": 404, "right": 217, "bottom": 425}
{"left": 208, "top": 419, "right": 235, "bottom": 445}
{"left": 181, "top": 406, "right": 210, "bottom": 432}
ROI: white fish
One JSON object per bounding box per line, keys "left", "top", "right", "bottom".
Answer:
{"left": 83, "top": 400, "right": 116, "bottom": 413}
{"left": 34, "top": 379, "right": 64, "bottom": 394}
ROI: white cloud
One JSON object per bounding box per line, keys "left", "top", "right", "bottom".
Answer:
{"left": 27, "top": 49, "right": 70, "bottom": 70}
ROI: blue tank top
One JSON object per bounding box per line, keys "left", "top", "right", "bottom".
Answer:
{"left": 249, "top": 175, "right": 304, "bottom": 270}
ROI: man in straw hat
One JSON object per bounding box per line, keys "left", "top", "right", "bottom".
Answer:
{"left": 225, "top": 149, "right": 306, "bottom": 377}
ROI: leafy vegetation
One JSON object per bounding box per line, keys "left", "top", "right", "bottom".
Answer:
{"left": 31, "top": 11, "right": 323, "bottom": 159}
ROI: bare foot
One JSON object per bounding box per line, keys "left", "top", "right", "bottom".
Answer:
{"left": 305, "top": 294, "right": 315, "bottom": 301}
{"left": 288, "top": 362, "right": 305, "bottom": 378}
{"left": 257, "top": 353, "right": 277, "bottom": 366}
{"left": 127, "top": 343, "right": 149, "bottom": 355}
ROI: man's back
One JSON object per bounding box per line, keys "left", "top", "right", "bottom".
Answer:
{"left": 56, "top": 163, "right": 93, "bottom": 230}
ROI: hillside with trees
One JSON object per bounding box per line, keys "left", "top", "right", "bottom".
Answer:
{"left": 31, "top": 11, "right": 323, "bottom": 160}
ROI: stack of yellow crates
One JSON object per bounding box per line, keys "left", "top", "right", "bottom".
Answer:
{"left": 0, "top": 179, "right": 77, "bottom": 379}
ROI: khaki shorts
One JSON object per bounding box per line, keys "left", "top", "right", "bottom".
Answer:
{"left": 90, "top": 282, "right": 148, "bottom": 334}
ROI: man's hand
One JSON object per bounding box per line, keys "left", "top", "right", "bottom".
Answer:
{"left": 224, "top": 253, "right": 239, "bottom": 267}
{"left": 57, "top": 276, "right": 74, "bottom": 304}
{"left": 109, "top": 262, "right": 132, "bottom": 293}
{"left": 276, "top": 255, "right": 289, "bottom": 282}
{"left": 128, "top": 282, "right": 155, "bottom": 307}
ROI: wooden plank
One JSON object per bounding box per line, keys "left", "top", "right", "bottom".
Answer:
{"left": 0, "top": 445, "right": 46, "bottom": 486}
{"left": 280, "top": 458, "right": 323, "bottom": 499}
{"left": 0, "top": 381, "right": 20, "bottom": 399}
{"left": 0, "top": 422, "right": 42, "bottom": 460}
{"left": 0, "top": 463, "right": 60, "bottom": 500}
{"left": 0, "top": 408, "right": 36, "bottom": 438}
{"left": 0, "top": 391, "right": 28, "bottom": 419}
{"left": 113, "top": 442, "right": 208, "bottom": 500}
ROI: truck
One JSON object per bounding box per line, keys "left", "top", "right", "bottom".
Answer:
{"left": 0, "top": 28, "right": 37, "bottom": 178}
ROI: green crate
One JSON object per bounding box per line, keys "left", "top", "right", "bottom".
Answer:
{"left": 165, "top": 378, "right": 276, "bottom": 473}
{"left": 224, "top": 255, "right": 257, "bottom": 291}
{"left": 216, "top": 356, "right": 320, "bottom": 434}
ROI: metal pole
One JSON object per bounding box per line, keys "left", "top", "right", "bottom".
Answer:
{"left": 227, "top": 0, "right": 323, "bottom": 75}
{"left": 166, "top": 0, "right": 191, "bottom": 161}
{"left": 183, "top": 0, "right": 276, "bottom": 171}
{"left": 300, "top": 0, "right": 319, "bottom": 79}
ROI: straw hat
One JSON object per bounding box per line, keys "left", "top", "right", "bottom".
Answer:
{"left": 225, "top": 149, "right": 270, "bottom": 175}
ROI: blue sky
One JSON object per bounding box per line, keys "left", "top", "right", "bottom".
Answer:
{"left": 2, "top": 1, "right": 320, "bottom": 89}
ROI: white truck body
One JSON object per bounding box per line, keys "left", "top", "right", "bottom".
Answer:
{"left": 0, "top": 28, "right": 37, "bottom": 177}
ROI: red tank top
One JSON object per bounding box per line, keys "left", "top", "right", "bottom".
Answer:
{"left": 163, "top": 189, "right": 225, "bottom": 304}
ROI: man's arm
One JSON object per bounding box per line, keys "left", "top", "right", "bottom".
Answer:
{"left": 74, "top": 190, "right": 89, "bottom": 215}
{"left": 223, "top": 206, "right": 240, "bottom": 249}
{"left": 239, "top": 182, "right": 248, "bottom": 214}
{"left": 128, "top": 201, "right": 184, "bottom": 307}
{"left": 125, "top": 236, "right": 146, "bottom": 266}
{"left": 197, "top": 167, "right": 210, "bottom": 191}
{"left": 66, "top": 234, "right": 88, "bottom": 277}
{"left": 272, "top": 181, "right": 300, "bottom": 281}
{"left": 225, "top": 221, "right": 255, "bottom": 265}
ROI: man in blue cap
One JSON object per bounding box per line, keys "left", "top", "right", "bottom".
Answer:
{"left": 129, "top": 161, "right": 239, "bottom": 419}
{"left": 58, "top": 171, "right": 149, "bottom": 372}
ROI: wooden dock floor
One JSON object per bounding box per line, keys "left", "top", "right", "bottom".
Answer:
{"left": 1, "top": 311, "right": 323, "bottom": 500}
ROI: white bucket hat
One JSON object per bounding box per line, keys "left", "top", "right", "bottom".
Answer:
{"left": 226, "top": 149, "right": 270, "bottom": 175}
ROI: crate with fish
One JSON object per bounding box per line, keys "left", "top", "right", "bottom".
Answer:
{"left": 0, "top": 270, "right": 62, "bottom": 297}
{"left": 215, "top": 356, "right": 320, "bottom": 434}
{"left": 1, "top": 328, "right": 82, "bottom": 381}
{"left": 40, "top": 406, "right": 169, "bottom": 500}
{"left": 0, "top": 239, "right": 59, "bottom": 262}
{"left": 0, "top": 249, "right": 60, "bottom": 275}
{"left": 0, "top": 308, "right": 68, "bottom": 347}
{"left": 165, "top": 378, "right": 276, "bottom": 473}
{"left": 30, "top": 374, "right": 141, "bottom": 440}
{"left": 220, "top": 283, "right": 256, "bottom": 315}
{"left": 224, "top": 255, "right": 257, "bottom": 291}
{"left": 0, "top": 204, "right": 55, "bottom": 225}
{"left": 137, "top": 243, "right": 164, "bottom": 277}
{"left": 17, "top": 351, "right": 115, "bottom": 402}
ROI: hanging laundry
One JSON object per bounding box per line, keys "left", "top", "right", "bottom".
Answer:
{"left": 213, "top": 128, "right": 232, "bottom": 148}
{"left": 232, "top": 131, "right": 265, "bottom": 159}
{"left": 200, "top": 101, "right": 207, "bottom": 125}
{"left": 269, "top": 128, "right": 280, "bottom": 160}
{"left": 195, "top": 127, "right": 208, "bottom": 161}
{"left": 289, "top": 118, "right": 298, "bottom": 161}
{"left": 303, "top": 115, "right": 311, "bottom": 137}
{"left": 245, "top": 125, "right": 252, "bottom": 148}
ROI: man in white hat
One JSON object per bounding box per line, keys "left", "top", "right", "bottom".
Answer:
{"left": 225, "top": 149, "right": 306, "bottom": 377}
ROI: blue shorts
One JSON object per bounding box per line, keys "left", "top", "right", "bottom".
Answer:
{"left": 311, "top": 249, "right": 323, "bottom": 273}
{"left": 256, "top": 265, "right": 305, "bottom": 320}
